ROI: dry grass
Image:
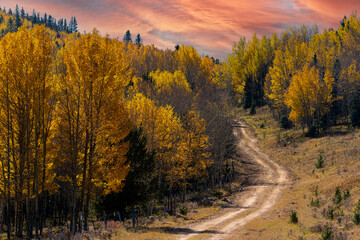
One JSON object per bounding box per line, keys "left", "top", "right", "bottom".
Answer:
{"left": 232, "top": 106, "right": 360, "bottom": 239}
{"left": 112, "top": 206, "right": 220, "bottom": 240}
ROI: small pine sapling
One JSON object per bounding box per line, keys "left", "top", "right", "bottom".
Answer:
{"left": 290, "top": 211, "right": 298, "bottom": 223}
{"left": 315, "top": 153, "right": 324, "bottom": 169}
{"left": 333, "top": 186, "right": 342, "bottom": 205}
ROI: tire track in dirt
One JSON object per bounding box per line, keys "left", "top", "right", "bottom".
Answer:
{"left": 177, "top": 120, "right": 289, "bottom": 240}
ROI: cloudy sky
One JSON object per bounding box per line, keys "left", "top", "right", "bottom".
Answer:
{"left": 2, "top": 0, "right": 359, "bottom": 59}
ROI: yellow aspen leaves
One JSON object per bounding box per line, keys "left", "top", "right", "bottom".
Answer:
{"left": 0, "top": 25, "right": 55, "bottom": 199}
{"left": 127, "top": 93, "right": 211, "bottom": 189}
{"left": 285, "top": 66, "right": 334, "bottom": 129}
{"left": 55, "top": 29, "right": 132, "bottom": 197}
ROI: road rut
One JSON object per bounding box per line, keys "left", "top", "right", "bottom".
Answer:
{"left": 177, "top": 120, "right": 289, "bottom": 240}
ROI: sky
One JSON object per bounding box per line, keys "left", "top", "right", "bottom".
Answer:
{"left": 1, "top": 0, "right": 359, "bottom": 59}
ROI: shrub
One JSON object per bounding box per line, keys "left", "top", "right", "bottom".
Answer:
{"left": 179, "top": 205, "right": 188, "bottom": 215}
{"left": 210, "top": 190, "right": 223, "bottom": 199}
{"left": 315, "top": 153, "right": 324, "bottom": 169}
{"left": 353, "top": 199, "right": 360, "bottom": 225}
{"left": 354, "top": 212, "right": 360, "bottom": 225}
{"left": 321, "top": 226, "right": 333, "bottom": 240}
{"left": 343, "top": 189, "right": 350, "bottom": 200}
{"left": 280, "top": 116, "right": 292, "bottom": 129}
{"left": 290, "top": 211, "right": 298, "bottom": 223}
{"left": 311, "top": 198, "right": 320, "bottom": 207}
{"left": 327, "top": 207, "right": 335, "bottom": 220}
{"left": 333, "top": 187, "right": 342, "bottom": 205}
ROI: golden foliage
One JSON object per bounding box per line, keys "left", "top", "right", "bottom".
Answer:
{"left": 285, "top": 66, "right": 334, "bottom": 128}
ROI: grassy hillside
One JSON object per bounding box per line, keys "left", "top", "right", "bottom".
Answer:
{"left": 234, "top": 106, "right": 360, "bottom": 239}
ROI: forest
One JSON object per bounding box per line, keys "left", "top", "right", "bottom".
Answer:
{"left": 0, "top": 3, "right": 360, "bottom": 239}
{"left": 0, "top": 6, "right": 234, "bottom": 239}
{"left": 229, "top": 13, "right": 360, "bottom": 135}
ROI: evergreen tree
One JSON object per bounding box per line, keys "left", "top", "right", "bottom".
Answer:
{"left": 123, "top": 30, "right": 132, "bottom": 43}
{"left": 330, "top": 59, "right": 341, "bottom": 125}
{"left": 243, "top": 75, "right": 253, "bottom": 109}
{"left": 64, "top": 18, "right": 68, "bottom": 32}
{"left": 135, "top": 33, "right": 143, "bottom": 46}
{"left": 8, "top": 8, "right": 12, "bottom": 15}
{"left": 48, "top": 15, "right": 54, "bottom": 28}
{"left": 15, "top": 5, "right": 21, "bottom": 29}
{"left": 20, "top": 7, "right": 25, "bottom": 19}
{"left": 58, "top": 19, "right": 64, "bottom": 31}
{"left": 43, "top": 13, "right": 47, "bottom": 25}
{"left": 96, "top": 127, "right": 156, "bottom": 215}
{"left": 73, "top": 17, "right": 78, "bottom": 32}
{"left": 7, "top": 16, "right": 14, "bottom": 33}
{"left": 122, "top": 127, "right": 156, "bottom": 206}
{"left": 351, "top": 88, "right": 360, "bottom": 128}
{"left": 69, "top": 16, "right": 78, "bottom": 33}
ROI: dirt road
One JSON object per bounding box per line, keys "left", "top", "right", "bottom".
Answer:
{"left": 177, "top": 120, "right": 289, "bottom": 240}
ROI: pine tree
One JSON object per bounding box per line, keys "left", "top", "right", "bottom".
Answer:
{"left": 7, "top": 17, "right": 14, "bottom": 33}
{"left": 20, "top": 7, "right": 25, "bottom": 19}
{"left": 123, "top": 30, "right": 132, "bottom": 43}
{"left": 120, "top": 127, "right": 156, "bottom": 208}
{"left": 351, "top": 88, "right": 360, "bottom": 128}
{"left": 58, "top": 19, "right": 64, "bottom": 31}
{"left": 64, "top": 18, "right": 68, "bottom": 32}
{"left": 47, "top": 15, "right": 53, "bottom": 28}
{"left": 72, "top": 16, "right": 78, "bottom": 32}
{"left": 32, "top": 9, "right": 37, "bottom": 24}
{"left": 68, "top": 16, "right": 78, "bottom": 33}
{"left": 43, "top": 13, "right": 47, "bottom": 25}
{"left": 135, "top": 33, "right": 142, "bottom": 46}
{"left": 243, "top": 76, "right": 253, "bottom": 109}
{"left": 15, "top": 5, "right": 21, "bottom": 29}
{"left": 69, "top": 16, "right": 73, "bottom": 32}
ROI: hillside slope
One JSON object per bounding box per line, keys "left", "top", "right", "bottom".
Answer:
{"left": 236, "top": 106, "right": 360, "bottom": 239}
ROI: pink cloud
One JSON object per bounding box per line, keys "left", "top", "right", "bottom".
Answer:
{"left": 2, "top": 0, "right": 359, "bottom": 59}
{"left": 296, "top": 0, "right": 359, "bottom": 23}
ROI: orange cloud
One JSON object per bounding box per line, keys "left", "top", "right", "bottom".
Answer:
{"left": 2, "top": 0, "right": 359, "bottom": 59}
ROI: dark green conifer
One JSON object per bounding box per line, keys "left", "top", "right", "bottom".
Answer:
{"left": 123, "top": 30, "right": 132, "bottom": 43}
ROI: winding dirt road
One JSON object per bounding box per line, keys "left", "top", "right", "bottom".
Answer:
{"left": 177, "top": 120, "right": 289, "bottom": 240}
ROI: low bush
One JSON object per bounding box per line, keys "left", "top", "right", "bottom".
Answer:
{"left": 290, "top": 211, "right": 298, "bottom": 223}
